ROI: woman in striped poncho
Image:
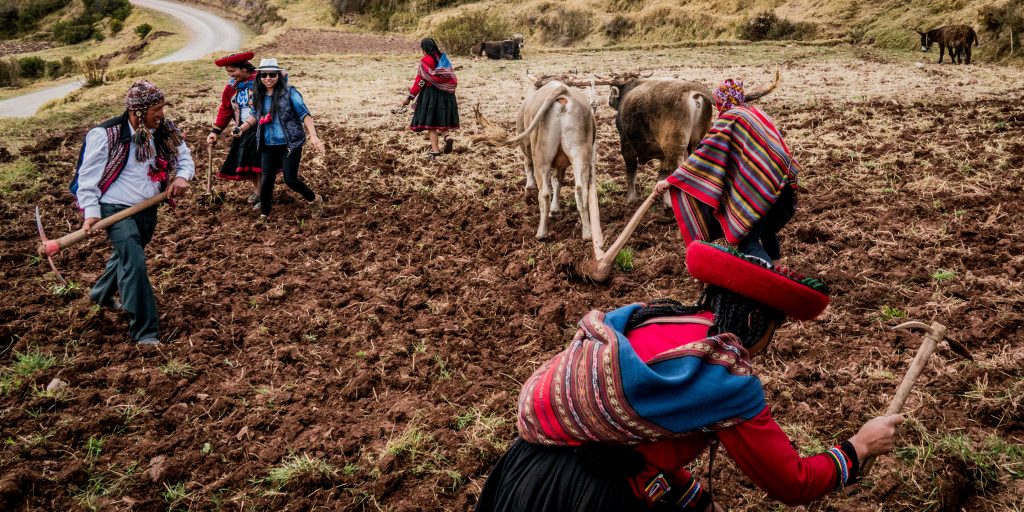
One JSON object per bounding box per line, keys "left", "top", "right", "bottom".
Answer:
{"left": 655, "top": 78, "right": 799, "bottom": 267}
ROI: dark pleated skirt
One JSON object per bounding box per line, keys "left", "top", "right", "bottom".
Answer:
{"left": 410, "top": 85, "right": 459, "bottom": 132}
{"left": 217, "top": 129, "right": 261, "bottom": 181}
{"left": 474, "top": 439, "right": 638, "bottom": 512}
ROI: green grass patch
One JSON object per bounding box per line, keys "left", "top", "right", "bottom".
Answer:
{"left": 158, "top": 360, "right": 195, "bottom": 377}
{"left": 0, "top": 158, "right": 42, "bottom": 200}
{"left": 84, "top": 435, "right": 104, "bottom": 463}
{"left": 897, "top": 430, "right": 1024, "bottom": 491}
{"left": 50, "top": 279, "right": 85, "bottom": 297}
{"left": 880, "top": 304, "right": 907, "bottom": 321}
{"left": 932, "top": 269, "right": 957, "bottom": 283}
{"left": 614, "top": 247, "right": 636, "bottom": 272}
{"left": 257, "top": 453, "right": 337, "bottom": 491}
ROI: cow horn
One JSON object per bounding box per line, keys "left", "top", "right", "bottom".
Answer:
{"left": 745, "top": 69, "right": 781, "bottom": 102}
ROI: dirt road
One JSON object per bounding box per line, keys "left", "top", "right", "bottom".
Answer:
{"left": 0, "top": 0, "right": 242, "bottom": 118}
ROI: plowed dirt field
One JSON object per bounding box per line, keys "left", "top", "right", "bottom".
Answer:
{"left": 1, "top": 42, "right": 1022, "bottom": 511}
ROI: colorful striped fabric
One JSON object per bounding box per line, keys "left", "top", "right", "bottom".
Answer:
{"left": 517, "top": 304, "right": 767, "bottom": 446}
{"left": 667, "top": 105, "right": 801, "bottom": 245}
{"left": 416, "top": 58, "right": 457, "bottom": 94}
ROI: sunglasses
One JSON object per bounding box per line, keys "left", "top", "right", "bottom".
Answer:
{"left": 260, "top": 73, "right": 279, "bottom": 79}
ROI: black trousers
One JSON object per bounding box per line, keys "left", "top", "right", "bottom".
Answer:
{"left": 259, "top": 144, "right": 315, "bottom": 215}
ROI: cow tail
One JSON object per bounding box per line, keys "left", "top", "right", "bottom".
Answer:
{"left": 504, "top": 85, "right": 569, "bottom": 145}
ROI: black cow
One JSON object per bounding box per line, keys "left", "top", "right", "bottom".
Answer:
{"left": 471, "top": 34, "right": 524, "bottom": 60}
{"left": 917, "top": 25, "right": 979, "bottom": 64}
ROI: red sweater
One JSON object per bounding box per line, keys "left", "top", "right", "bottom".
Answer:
{"left": 408, "top": 54, "right": 436, "bottom": 97}
{"left": 212, "top": 73, "right": 256, "bottom": 129}
{"left": 625, "top": 318, "right": 857, "bottom": 508}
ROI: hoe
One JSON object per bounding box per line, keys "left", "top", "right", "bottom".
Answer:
{"left": 572, "top": 188, "right": 661, "bottom": 283}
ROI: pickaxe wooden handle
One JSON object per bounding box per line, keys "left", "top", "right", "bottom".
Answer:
{"left": 36, "top": 191, "right": 169, "bottom": 257}
{"left": 205, "top": 142, "right": 213, "bottom": 195}
{"left": 860, "top": 320, "right": 948, "bottom": 476}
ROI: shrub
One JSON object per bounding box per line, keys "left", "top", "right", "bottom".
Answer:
{"left": 433, "top": 10, "right": 513, "bottom": 55}
{"left": 18, "top": 57, "right": 46, "bottom": 79}
{"left": 45, "top": 60, "right": 61, "bottom": 78}
{"left": 603, "top": 14, "right": 634, "bottom": 41}
{"left": 522, "top": 3, "right": 594, "bottom": 46}
{"left": 0, "top": 8, "right": 19, "bottom": 39}
{"left": 0, "top": 58, "right": 21, "bottom": 87}
{"left": 84, "top": 0, "right": 131, "bottom": 19}
{"left": 737, "top": 10, "right": 816, "bottom": 41}
{"left": 81, "top": 58, "right": 108, "bottom": 88}
{"left": 110, "top": 19, "right": 123, "bottom": 34}
{"left": 53, "top": 20, "right": 96, "bottom": 45}
{"left": 978, "top": 1, "right": 1024, "bottom": 57}
{"left": 135, "top": 23, "right": 152, "bottom": 39}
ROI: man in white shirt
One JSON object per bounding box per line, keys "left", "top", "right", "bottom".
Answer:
{"left": 71, "top": 80, "right": 194, "bottom": 345}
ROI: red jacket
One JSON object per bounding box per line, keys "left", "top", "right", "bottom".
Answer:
{"left": 212, "top": 73, "right": 256, "bottom": 130}
{"left": 408, "top": 54, "right": 436, "bottom": 97}
{"left": 625, "top": 318, "right": 858, "bottom": 508}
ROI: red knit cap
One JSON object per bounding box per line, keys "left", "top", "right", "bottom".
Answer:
{"left": 685, "top": 241, "right": 830, "bottom": 321}
{"left": 214, "top": 51, "right": 255, "bottom": 67}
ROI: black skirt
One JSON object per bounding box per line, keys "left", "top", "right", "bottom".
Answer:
{"left": 217, "top": 128, "right": 261, "bottom": 181}
{"left": 410, "top": 85, "right": 459, "bottom": 132}
{"left": 474, "top": 439, "right": 640, "bottom": 512}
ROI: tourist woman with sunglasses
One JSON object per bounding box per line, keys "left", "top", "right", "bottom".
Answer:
{"left": 249, "top": 58, "right": 324, "bottom": 220}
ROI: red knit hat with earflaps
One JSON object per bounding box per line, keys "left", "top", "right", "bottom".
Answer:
{"left": 685, "top": 241, "right": 830, "bottom": 321}
{"left": 214, "top": 51, "right": 255, "bottom": 67}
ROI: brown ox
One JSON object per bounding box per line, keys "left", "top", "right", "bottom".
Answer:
{"left": 917, "top": 25, "right": 979, "bottom": 65}
{"left": 475, "top": 81, "right": 602, "bottom": 245}
{"left": 606, "top": 72, "right": 780, "bottom": 202}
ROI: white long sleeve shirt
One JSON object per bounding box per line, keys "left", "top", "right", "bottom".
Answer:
{"left": 75, "top": 123, "right": 195, "bottom": 219}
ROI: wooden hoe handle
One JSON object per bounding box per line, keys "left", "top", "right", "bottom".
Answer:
{"left": 37, "top": 191, "right": 169, "bottom": 256}
{"left": 860, "top": 321, "right": 948, "bottom": 476}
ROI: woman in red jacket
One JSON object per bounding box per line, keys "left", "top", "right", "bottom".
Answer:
{"left": 476, "top": 242, "right": 904, "bottom": 512}
{"left": 207, "top": 51, "right": 261, "bottom": 205}
{"left": 399, "top": 38, "right": 459, "bottom": 160}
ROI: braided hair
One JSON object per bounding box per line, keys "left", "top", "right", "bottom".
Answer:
{"left": 420, "top": 38, "right": 442, "bottom": 61}
{"left": 626, "top": 289, "right": 784, "bottom": 350}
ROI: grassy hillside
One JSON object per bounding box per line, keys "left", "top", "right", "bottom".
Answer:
{"left": 317, "top": 0, "right": 1018, "bottom": 60}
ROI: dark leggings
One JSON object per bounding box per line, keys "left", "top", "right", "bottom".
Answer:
{"left": 260, "top": 144, "right": 315, "bottom": 216}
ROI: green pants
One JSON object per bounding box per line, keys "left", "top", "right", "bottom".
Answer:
{"left": 89, "top": 203, "right": 159, "bottom": 342}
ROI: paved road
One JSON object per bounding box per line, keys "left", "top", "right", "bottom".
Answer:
{"left": 0, "top": 0, "right": 242, "bottom": 118}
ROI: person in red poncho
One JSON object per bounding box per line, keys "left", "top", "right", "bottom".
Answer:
{"left": 399, "top": 38, "right": 459, "bottom": 160}
{"left": 207, "top": 51, "right": 262, "bottom": 206}
{"left": 475, "top": 242, "right": 904, "bottom": 512}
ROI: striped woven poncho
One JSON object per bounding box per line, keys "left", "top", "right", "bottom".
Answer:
{"left": 667, "top": 105, "right": 801, "bottom": 245}
{"left": 517, "top": 305, "right": 767, "bottom": 446}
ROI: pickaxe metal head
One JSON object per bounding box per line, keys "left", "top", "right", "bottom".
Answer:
{"left": 893, "top": 320, "right": 973, "bottom": 361}
{"left": 35, "top": 206, "right": 67, "bottom": 286}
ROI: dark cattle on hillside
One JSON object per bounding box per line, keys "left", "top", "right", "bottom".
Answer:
{"left": 470, "top": 34, "right": 524, "bottom": 60}
{"left": 917, "top": 25, "right": 978, "bottom": 65}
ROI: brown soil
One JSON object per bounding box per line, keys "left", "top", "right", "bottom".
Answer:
{"left": 0, "top": 70, "right": 1022, "bottom": 511}
{"left": 258, "top": 29, "right": 419, "bottom": 56}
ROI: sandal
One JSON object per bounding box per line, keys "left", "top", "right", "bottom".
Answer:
{"left": 443, "top": 138, "right": 454, "bottom": 154}
{"left": 426, "top": 151, "right": 441, "bottom": 161}
{"left": 247, "top": 192, "right": 260, "bottom": 205}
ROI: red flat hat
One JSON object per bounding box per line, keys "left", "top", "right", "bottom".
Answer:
{"left": 685, "top": 241, "right": 830, "bottom": 321}
{"left": 214, "top": 51, "right": 255, "bottom": 67}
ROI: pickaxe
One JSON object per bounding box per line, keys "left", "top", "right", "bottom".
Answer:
{"left": 860, "top": 320, "right": 974, "bottom": 475}
{"left": 36, "top": 191, "right": 171, "bottom": 282}
{"left": 198, "top": 142, "right": 225, "bottom": 204}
